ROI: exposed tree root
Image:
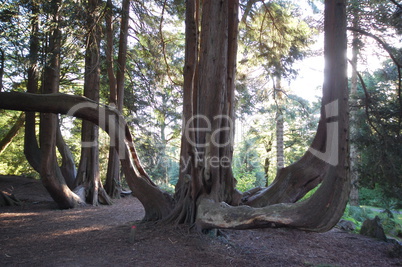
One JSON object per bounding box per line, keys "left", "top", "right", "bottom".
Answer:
{"left": 196, "top": 165, "right": 350, "bottom": 232}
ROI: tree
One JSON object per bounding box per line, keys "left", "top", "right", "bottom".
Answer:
{"left": 346, "top": 0, "right": 402, "bottom": 206}
{"left": 104, "top": 0, "right": 130, "bottom": 198}
{"left": 39, "top": 0, "right": 83, "bottom": 208}
{"left": 348, "top": 0, "right": 361, "bottom": 206}
{"left": 238, "top": 1, "right": 316, "bottom": 172}
{"left": 75, "top": 0, "right": 111, "bottom": 205}
{"left": 0, "top": 0, "right": 350, "bottom": 232}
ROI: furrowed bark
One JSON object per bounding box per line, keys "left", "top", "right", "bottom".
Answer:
{"left": 197, "top": 0, "right": 350, "bottom": 231}
{"left": 39, "top": 0, "right": 83, "bottom": 209}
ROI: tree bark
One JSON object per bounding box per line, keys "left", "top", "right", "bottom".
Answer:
{"left": 171, "top": 0, "right": 200, "bottom": 224}
{"left": 171, "top": 0, "right": 241, "bottom": 225}
{"left": 76, "top": 0, "right": 111, "bottom": 205}
{"left": 197, "top": 0, "right": 350, "bottom": 231}
{"left": 56, "top": 123, "right": 77, "bottom": 190}
{"left": 0, "top": 48, "right": 4, "bottom": 92}
{"left": 275, "top": 77, "right": 284, "bottom": 171}
{"left": 39, "top": 0, "right": 83, "bottom": 209}
{"left": 349, "top": 6, "right": 360, "bottom": 206}
{"left": 104, "top": 0, "right": 130, "bottom": 198}
{"left": 24, "top": 0, "right": 40, "bottom": 173}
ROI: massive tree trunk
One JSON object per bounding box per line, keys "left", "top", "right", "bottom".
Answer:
{"left": 40, "top": 0, "right": 83, "bottom": 209}
{"left": 196, "top": 0, "right": 350, "bottom": 230}
{"left": 0, "top": 0, "right": 350, "bottom": 232}
{"left": 170, "top": 0, "right": 241, "bottom": 225}
{"left": 76, "top": 0, "right": 111, "bottom": 205}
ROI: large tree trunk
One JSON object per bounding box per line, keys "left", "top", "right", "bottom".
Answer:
{"left": 40, "top": 0, "right": 82, "bottom": 209}
{"left": 169, "top": 0, "right": 241, "bottom": 225}
{"left": 196, "top": 0, "right": 350, "bottom": 231}
{"left": 104, "top": 0, "right": 130, "bottom": 198}
{"left": 76, "top": 0, "right": 111, "bottom": 205}
{"left": 24, "top": 0, "right": 40, "bottom": 173}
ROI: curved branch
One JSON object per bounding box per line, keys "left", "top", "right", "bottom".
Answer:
{"left": 0, "top": 91, "right": 174, "bottom": 220}
{"left": 197, "top": 163, "right": 350, "bottom": 232}
{"left": 348, "top": 59, "right": 383, "bottom": 137}
{"left": 346, "top": 27, "right": 402, "bottom": 68}
{"left": 347, "top": 26, "right": 402, "bottom": 136}
{"left": 159, "top": 0, "right": 181, "bottom": 86}
{"left": 389, "top": 0, "right": 402, "bottom": 10}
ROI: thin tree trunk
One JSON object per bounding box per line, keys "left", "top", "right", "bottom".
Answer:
{"left": 275, "top": 77, "right": 284, "bottom": 171}
{"left": 349, "top": 7, "right": 360, "bottom": 206}
{"left": 167, "top": 0, "right": 200, "bottom": 225}
{"left": 263, "top": 139, "right": 272, "bottom": 186}
{"left": 0, "top": 49, "right": 4, "bottom": 92}
{"left": 104, "top": 0, "right": 119, "bottom": 198}
{"left": 0, "top": 113, "right": 25, "bottom": 155}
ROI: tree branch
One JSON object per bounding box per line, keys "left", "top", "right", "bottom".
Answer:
{"left": 389, "top": 0, "right": 402, "bottom": 10}
{"left": 346, "top": 27, "right": 402, "bottom": 68}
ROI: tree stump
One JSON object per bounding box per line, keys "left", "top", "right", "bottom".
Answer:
{"left": 360, "top": 216, "right": 387, "bottom": 241}
{"left": 0, "top": 191, "right": 22, "bottom": 207}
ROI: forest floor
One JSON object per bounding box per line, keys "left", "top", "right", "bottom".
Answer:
{"left": 0, "top": 175, "right": 401, "bottom": 267}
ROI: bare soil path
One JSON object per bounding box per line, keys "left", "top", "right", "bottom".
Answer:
{"left": 1, "top": 175, "right": 401, "bottom": 266}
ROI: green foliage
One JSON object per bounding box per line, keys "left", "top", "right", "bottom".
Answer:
{"left": 233, "top": 164, "right": 258, "bottom": 192}
{"left": 298, "top": 184, "right": 320, "bottom": 201}
{"left": 239, "top": 1, "right": 317, "bottom": 79}
{"left": 352, "top": 60, "right": 402, "bottom": 207}
{"left": 0, "top": 111, "right": 37, "bottom": 177}
{"left": 232, "top": 132, "right": 267, "bottom": 191}
{"left": 341, "top": 204, "right": 402, "bottom": 239}
{"left": 358, "top": 186, "right": 384, "bottom": 208}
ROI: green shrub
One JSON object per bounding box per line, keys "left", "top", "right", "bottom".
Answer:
{"left": 359, "top": 187, "right": 384, "bottom": 207}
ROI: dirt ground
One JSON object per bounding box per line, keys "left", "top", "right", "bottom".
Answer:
{"left": 1, "top": 175, "right": 401, "bottom": 267}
